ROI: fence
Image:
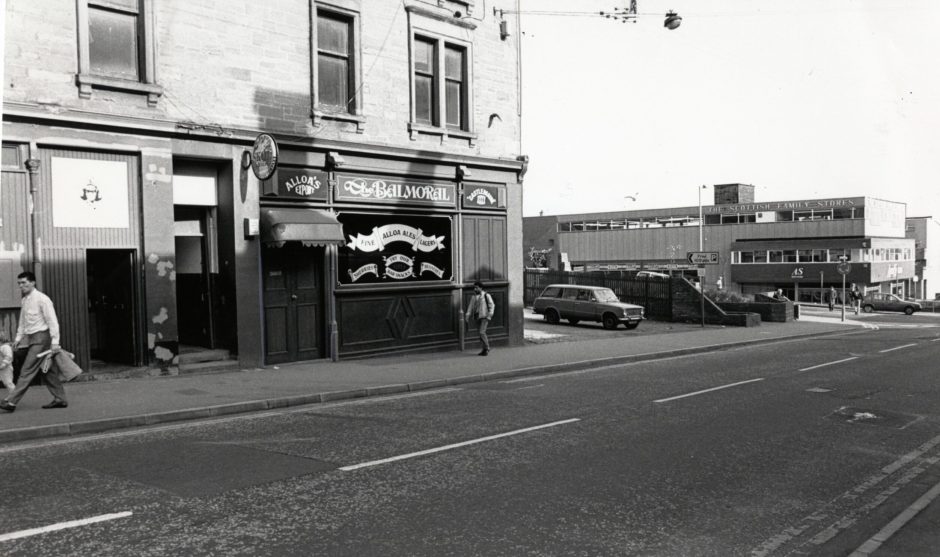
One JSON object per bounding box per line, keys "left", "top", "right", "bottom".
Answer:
{"left": 523, "top": 269, "right": 673, "bottom": 320}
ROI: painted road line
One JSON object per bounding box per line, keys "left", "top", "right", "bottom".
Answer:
{"left": 931, "top": 338, "right": 940, "bottom": 342}
{"left": 339, "top": 418, "right": 581, "bottom": 471}
{"left": 0, "top": 512, "right": 132, "bottom": 543}
{"left": 850, "top": 479, "right": 940, "bottom": 556}
{"left": 799, "top": 356, "right": 859, "bottom": 372}
{"left": 879, "top": 343, "right": 918, "bottom": 353}
{"left": 653, "top": 378, "right": 764, "bottom": 404}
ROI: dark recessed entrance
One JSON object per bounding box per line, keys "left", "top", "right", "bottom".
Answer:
{"left": 86, "top": 249, "right": 139, "bottom": 367}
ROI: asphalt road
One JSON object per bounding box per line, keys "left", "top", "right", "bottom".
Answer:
{"left": 1, "top": 326, "right": 939, "bottom": 556}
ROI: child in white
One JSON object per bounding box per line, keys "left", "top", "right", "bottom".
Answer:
{"left": 0, "top": 333, "right": 14, "bottom": 395}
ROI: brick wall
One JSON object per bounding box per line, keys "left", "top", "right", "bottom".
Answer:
{"left": 4, "top": 0, "right": 521, "bottom": 159}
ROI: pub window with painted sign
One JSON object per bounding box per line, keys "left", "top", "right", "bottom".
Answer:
{"left": 338, "top": 213, "right": 452, "bottom": 285}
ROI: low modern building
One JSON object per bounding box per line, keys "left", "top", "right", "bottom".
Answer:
{"left": 905, "top": 216, "right": 940, "bottom": 300}
{"left": 523, "top": 184, "right": 917, "bottom": 303}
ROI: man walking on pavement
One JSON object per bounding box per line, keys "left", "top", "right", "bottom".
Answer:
{"left": 465, "top": 281, "right": 495, "bottom": 356}
{"left": 0, "top": 271, "right": 67, "bottom": 412}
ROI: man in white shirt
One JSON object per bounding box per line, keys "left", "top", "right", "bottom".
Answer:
{"left": 0, "top": 271, "right": 67, "bottom": 412}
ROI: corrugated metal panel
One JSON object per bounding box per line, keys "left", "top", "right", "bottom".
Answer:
{"left": 1, "top": 169, "right": 30, "bottom": 251}
{"left": 38, "top": 148, "right": 140, "bottom": 249}
{"left": 42, "top": 248, "right": 91, "bottom": 372}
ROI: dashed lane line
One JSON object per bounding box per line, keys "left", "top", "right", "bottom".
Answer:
{"left": 653, "top": 378, "right": 764, "bottom": 403}
{"left": 799, "top": 356, "right": 859, "bottom": 372}
{"left": 339, "top": 418, "right": 581, "bottom": 471}
{"left": 879, "top": 343, "right": 918, "bottom": 353}
{"left": 0, "top": 512, "right": 133, "bottom": 542}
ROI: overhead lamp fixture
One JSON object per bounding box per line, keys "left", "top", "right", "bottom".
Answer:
{"left": 664, "top": 11, "right": 682, "bottom": 30}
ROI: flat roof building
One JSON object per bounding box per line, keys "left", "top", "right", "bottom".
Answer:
{"left": 524, "top": 184, "right": 918, "bottom": 303}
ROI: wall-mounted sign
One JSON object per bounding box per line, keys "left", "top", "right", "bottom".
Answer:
{"left": 335, "top": 174, "right": 456, "bottom": 207}
{"left": 791, "top": 267, "right": 804, "bottom": 279}
{"left": 250, "top": 134, "right": 278, "bottom": 181}
{"left": 338, "top": 213, "right": 452, "bottom": 284}
{"left": 264, "top": 168, "right": 329, "bottom": 201}
{"left": 704, "top": 197, "right": 862, "bottom": 215}
{"left": 462, "top": 183, "right": 505, "bottom": 210}
{"left": 51, "top": 157, "right": 129, "bottom": 228}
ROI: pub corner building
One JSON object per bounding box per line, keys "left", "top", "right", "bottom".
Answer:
{"left": 0, "top": 0, "right": 527, "bottom": 375}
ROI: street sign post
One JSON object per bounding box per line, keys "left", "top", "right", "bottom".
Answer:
{"left": 687, "top": 252, "right": 719, "bottom": 265}
{"left": 686, "top": 252, "right": 718, "bottom": 329}
{"left": 837, "top": 257, "right": 851, "bottom": 322}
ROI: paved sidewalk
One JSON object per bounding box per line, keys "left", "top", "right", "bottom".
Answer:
{"left": 0, "top": 319, "right": 863, "bottom": 444}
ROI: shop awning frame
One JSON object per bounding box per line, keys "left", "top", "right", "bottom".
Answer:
{"left": 260, "top": 208, "right": 346, "bottom": 245}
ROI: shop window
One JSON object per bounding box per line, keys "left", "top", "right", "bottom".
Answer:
{"left": 740, "top": 251, "right": 754, "bottom": 263}
{"left": 754, "top": 250, "right": 767, "bottom": 263}
{"left": 312, "top": 3, "right": 364, "bottom": 129}
{"left": 812, "top": 249, "right": 826, "bottom": 262}
{"left": 76, "top": 0, "right": 162, "bottom": 104}
{"left": 705, "top": 214, "right": 721, "bottom": 225}
{"left": 833, "top": 207, "right": 855, "bottom": 219}
{"left": 777, "top": 210, "right": 794, "bottom": 221}
{"left": 769, "top": 250, "right": 783, "bottom": 263}
{"left": 797, "top": 249, "right": 813, "bottom": 262}
{"left": 783, "top": 250, "right": 797, "bottom": 263}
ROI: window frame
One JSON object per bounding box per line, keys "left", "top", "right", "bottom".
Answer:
{"left": 76, "top": 0, "right": 162, "bottom": 105}
{"left": 407, "top": 14, "right": 476, "bottom": 144}
{"left": 311, "top": 1, "right": 365, "bottom": 131}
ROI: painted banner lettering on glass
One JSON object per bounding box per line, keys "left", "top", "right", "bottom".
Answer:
{"left": 339, "top": 213, "right": 452, "bottom": 284}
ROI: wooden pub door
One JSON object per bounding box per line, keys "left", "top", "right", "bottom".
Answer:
{"left": 262, "top": 243, "right": 325, "bottom": 364}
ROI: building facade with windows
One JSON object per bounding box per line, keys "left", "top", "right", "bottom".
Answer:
{"left": 905, "top": 216, "right": 940, "bottom": 300}
{"left": 2, "top": 0, "right": 526, "bottom": 373}
{"left": 523, "top": 184, "right": 917, "bottom": 303}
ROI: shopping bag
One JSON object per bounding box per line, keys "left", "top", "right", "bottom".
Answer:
{"left": 54, "top": 350, "right": 83, "bottom": 382}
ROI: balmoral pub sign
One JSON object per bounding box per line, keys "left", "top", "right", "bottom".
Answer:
{"left": 336, "top": 174, "right": 456, "bottom": 207}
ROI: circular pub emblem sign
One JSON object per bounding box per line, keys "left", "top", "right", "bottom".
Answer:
{"left": 250, "top": 133, "right": 278, "bottom": 181}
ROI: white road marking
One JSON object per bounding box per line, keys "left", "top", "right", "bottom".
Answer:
{"left": 850, "top": 478, "right": 940, "bottom": 556}
{"left": 931, "top": 338, "right": 940, "bottom": 342}
{"left": 0, "top": 388, "right": 462, "bottom": 456}
{"left": 799, "top": 356, "right": 859, "bottom": 372}
{"left": 339, "top": 418, "right": 581, "bottom": 471}
{"left": 653, "top": 378, "right": 764, "bottom": 403}
{"left": 0, "top": 512, "right": 132, "bottom": 542}
{"left": 879, "top": 343, "right": 917, "bottom": 353}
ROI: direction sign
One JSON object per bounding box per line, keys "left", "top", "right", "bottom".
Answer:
{"left": 687, "top": 251, "right": 719, "bottom": 265}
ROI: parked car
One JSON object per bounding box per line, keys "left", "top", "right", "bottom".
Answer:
{"left": 861, "top": 293, "right": 922, "bottom": 315}
{"left": 532, "top": 284, "right": 645, "bottom": 330}
{"left": 635, "top": 271, "right": 670, "bottom": 279}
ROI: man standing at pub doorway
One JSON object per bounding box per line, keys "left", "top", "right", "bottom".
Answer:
{"left": 466, "top": 281, "right": 495, "bottom": 356}
{"left": 0, "top": 272, "right": 67, "bottom": 412}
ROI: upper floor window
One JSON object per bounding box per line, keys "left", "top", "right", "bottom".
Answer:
{"left": 411, "top": 33, "right": 472, "bottom": 137}
{"left": 77, "top": 0, "right": 161, "bottom": 105}
{"left": 312, "top": 2, "right": 363, "bottom": 130}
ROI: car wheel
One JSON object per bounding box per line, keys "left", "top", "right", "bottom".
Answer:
{"left": 602, "top": 313, "right": 619, "bottom": 330}
{"left": 904, "top": 306, "right": 914, "bottom": 315}
{"left": 545, "top": 308, "right": 560, "bottom": 324}
{"left": 862, "top": 304, "right": 874, "bottom": 313}
{"left": 568, "top": 318, "right": 580, "bottom": 325}
{"left": 624, "top": 322, "right": 639, "bottom": 330}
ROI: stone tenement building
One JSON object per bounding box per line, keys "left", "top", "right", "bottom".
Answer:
{"left": 2, "top": 0, "right": 526, "bottom": 373}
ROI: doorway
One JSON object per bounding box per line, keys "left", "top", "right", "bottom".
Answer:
{"left": 262, "top": 243, "right": 325, "bottom": 364}
{"left": 86, "top": 249, "right": 139, "bottom": 367}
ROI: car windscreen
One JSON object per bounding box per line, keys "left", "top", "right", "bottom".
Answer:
{"left": 594, "top": 289, "right": 619, "bottom": 302}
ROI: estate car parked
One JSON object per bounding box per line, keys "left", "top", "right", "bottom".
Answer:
{"left": 532, "top": 284, "right": 645, "bottom": 330}
{"left": 861, "top": 293, "right": 922, "bottom": 315}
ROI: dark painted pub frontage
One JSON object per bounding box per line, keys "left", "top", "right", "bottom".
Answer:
{"left": 259, "top": 148, "right": 520, "bottom": 363}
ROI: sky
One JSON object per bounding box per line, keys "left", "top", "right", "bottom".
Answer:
{"left": 518, "top": 0, "right": 940, "bottom": 217}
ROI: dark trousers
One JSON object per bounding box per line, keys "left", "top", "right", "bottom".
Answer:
{"left": 476, "top": 318, "right": 491, "bottom": 351}
{"left": 4, "top": 330, "right": 66, "bottom": 406}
